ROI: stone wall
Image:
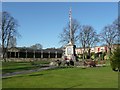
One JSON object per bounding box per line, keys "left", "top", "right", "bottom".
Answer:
{"left": 4, "top": 58, "right": 63, "bottom": 62}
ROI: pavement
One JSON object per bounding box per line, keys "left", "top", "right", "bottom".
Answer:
{"left": 2, "top": 65, "right": 57, "bottom": 78}
{"left": 2, "top": 63, "right": 107, "bottom": 78}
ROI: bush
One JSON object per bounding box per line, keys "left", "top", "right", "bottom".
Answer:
{"left": 90, "top": 52, "right": 94, "bottom": 59}
{"left": 110, "top": 46, "right": 120, "bottom": 72}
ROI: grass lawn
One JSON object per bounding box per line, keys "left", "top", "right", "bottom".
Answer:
{"left": 2, "top": 61, "right": 50, "bottom": 74}
{"left": 2, "top": 66, "right": 118, "bottom": 88}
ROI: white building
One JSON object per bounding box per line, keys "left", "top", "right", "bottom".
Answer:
{"left": 75, "top": 46, "right": 108, "bottom": 55}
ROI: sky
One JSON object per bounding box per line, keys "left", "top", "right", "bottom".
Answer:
{"left": 2, "top": 2, "right": 118, "bottom": 49}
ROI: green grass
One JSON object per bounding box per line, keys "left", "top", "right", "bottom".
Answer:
{"left": 2, "top": 61, "right": 50, "bottom": 74}
{"left": 2, "top": 66, "right": 118, "bottom": 88}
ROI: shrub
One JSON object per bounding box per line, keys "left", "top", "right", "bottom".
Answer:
{"left": 110, "top": 46, "right": 120, "bottom": 72}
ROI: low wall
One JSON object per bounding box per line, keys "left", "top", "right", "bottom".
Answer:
{"left": 3, "top": 58, "right": 63, "bottom": 62}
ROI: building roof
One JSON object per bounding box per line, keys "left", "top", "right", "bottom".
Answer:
{"left": 8, "top": 47, "right": 63, "bottom": 53}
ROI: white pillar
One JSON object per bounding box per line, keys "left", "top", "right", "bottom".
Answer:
{"left": 26, "top": 50, "right": 27, "bottom": 58}
{"left": 33, "top": 50, "right": 35, "bottom": 58}
{"left": 48, "top": 51, "right": 50, "bottom": 58}
{"left": 41, "top": 51, "right": 43, "bottom": 58}
{"left": 10, "top": 52, "right": 11, "bottom": 58}
{"left": 15, "top": 52, "right": 16, "bottom": 58}
{"left": 18, "top": 52, "right": 19, "bottom": 58}
{"left": 55, "top": 51, "right": 57, "bottom": 58}
{"left": 69, "top": 8, "right": 73, "bottom": 45}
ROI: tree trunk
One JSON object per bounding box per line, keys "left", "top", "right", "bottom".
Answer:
{"left": 108, "top": 47, "right": 112, "bottom": 59}
{"left": 109, "top": 47, "right": 112, "bottom": 55}
{"left": 88, "top": 48, "right": 91, "bottom": 59}
{"left": 2, "top": 48, "right": 7, "bottom": 62}
{"left": 83, "top": 47, "right": 85, "bottom": 60}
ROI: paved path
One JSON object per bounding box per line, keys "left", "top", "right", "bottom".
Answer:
{"left": 2, "top": 66, "right": 57, "bottom": 78}
{"left": 2, "top": 64, "right": 107, "bottom": 78}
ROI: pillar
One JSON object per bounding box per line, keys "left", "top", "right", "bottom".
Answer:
{"left": 55, "top": 51, "right": 57, "bottom": 58}
{"left": 34, "top": 50, "right": 35, "bottom": 58}
{"left": 41, "top": 51, "right": 43, "bottom": 58}
{"left": 48, "top": 51, "right": 50, "bottom": 58}
{"left": 18, "top": 52, "right": 19, "bottom": 58}
{"left": 10, "top": 51, "right": 11, "bottom": 58}
{"left": 15, "top": 52, "right": 16, "bottom": 58}
{"left": 26, "top": 50, "right": 27, "bottom": 58}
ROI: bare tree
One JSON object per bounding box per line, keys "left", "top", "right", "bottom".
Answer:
{"left": 30, "top": 43, "right": 43, "bottom": 50}
{"left": 110, "top": 17, "right": 120, "bottom": 72}
{"left": 8, "top": 36, "right": 16, "bottom": 48}
{"left": 113, "top": 17, "right": 120, "bottom": 44}
{"left": 85, "top": 26, "right": 99, "bottom": 58}
{"left": 0, "top": 11, "right": 19, "bottom": 61}
{"left": 79, "top": 27, "right": 87, "bottom": 59}
{"left": 100, "top": 24, "right": 117, "bottom": 55}
{"left": 79, "top": 25, "right": 98, "bottom": 59}
{"left": 59, "top": 19, "right": 80, "bottom": 46}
